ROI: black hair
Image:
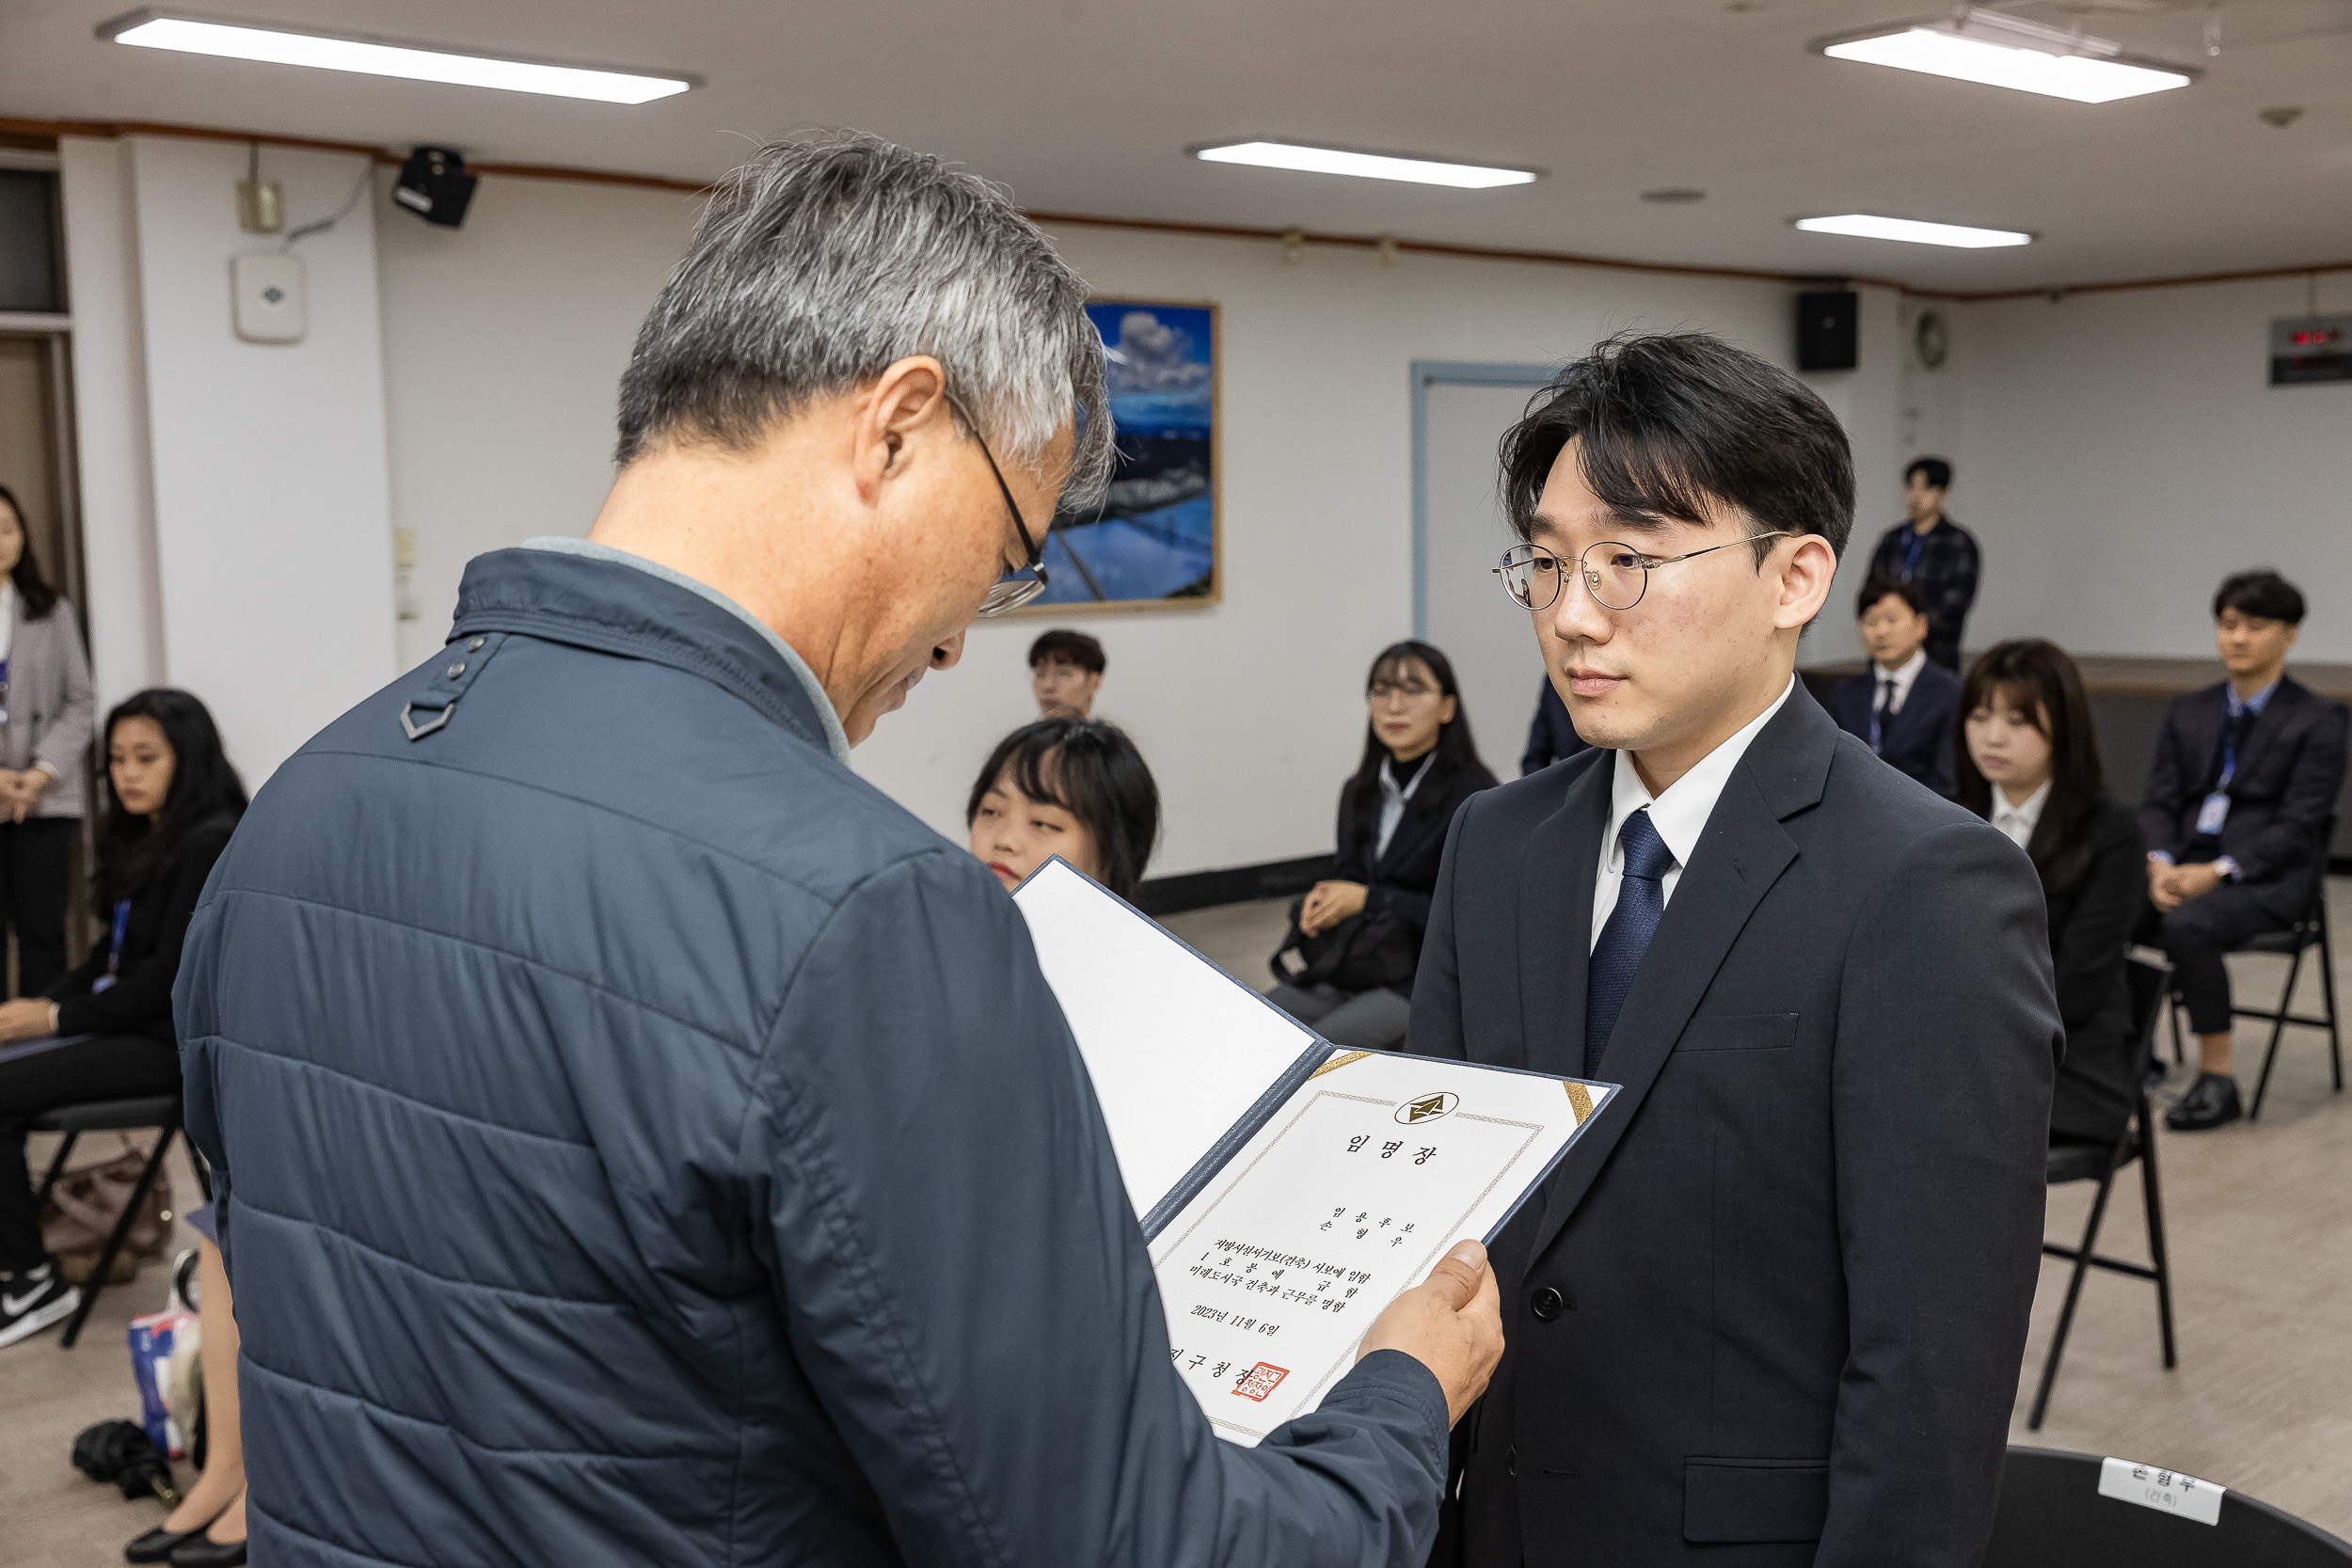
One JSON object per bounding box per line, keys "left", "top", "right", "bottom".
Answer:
{"left": 2211, "top": 569, "right": 2305, "bottom": 626}
{"left": 1343, "top": 641, "right": 1480, "bottom": 850}
{"left": 1904, "top": 456, "right": 1952, "bottom": 491}
{"left": 95, "top": 689, "right": 247, "bottom": 908}
{"left": 1500, "top": 332, "right": 1854, "bottom": 566}
{"left": 1956, "top": 641, "right": 2104, "bottom": 893}
{"left": 1855, "top": 576, "right": 1927, "bottom": 620}
{"left": 1026, "top": 627, "right": 1105, "bottom": 674}
{"left": 0, "top": 483, "right": 60, "bottom": 620}
{"left": 965, "top": 716, "right": 1158, "bottom": 897}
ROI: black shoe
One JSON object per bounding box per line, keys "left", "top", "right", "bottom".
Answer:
{"left": 2165, "top": 1071, "right": 2243, "bottom": 1132}
{"left": 167, "top": 1529, "right": 246, "bottom": 1567}
{"left": 126, "top": 1526, "right": 212, "bottom": 1564}
{"left": 0, "top": 1259, "right": 80, "bottom": 1349}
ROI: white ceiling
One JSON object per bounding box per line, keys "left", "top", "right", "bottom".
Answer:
{"left": 6, "top": 0, "right": 2351, "bottom": 292}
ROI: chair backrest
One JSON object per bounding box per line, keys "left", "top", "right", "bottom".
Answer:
{"left": 2123, "top": 956, "right": 2169, "bottom": 1079}
{"left": 1984, "top": 1447, "right": 2352, "bottom": 1567}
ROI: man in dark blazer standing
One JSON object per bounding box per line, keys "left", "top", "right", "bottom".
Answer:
{"left": 1412, "top": 333, "right": 2060, "bottom": 1567}
{"left": 2142, "top": 569, "right": 2348, "bottom": 1131}
{"left": 1826, "top": 576, "right": 1962, "bottom": 798}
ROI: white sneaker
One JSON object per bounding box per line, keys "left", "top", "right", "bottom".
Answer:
{"left": 0, "top": 1259, "right": 81, "bottom": 1348}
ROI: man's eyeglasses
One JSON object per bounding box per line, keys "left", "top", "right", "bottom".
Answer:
{"left": 947, "top": 392, "right": 1050, "bottom": 617}
{"left": 1493, "top": 532, "right": 1790, "bottom": 612}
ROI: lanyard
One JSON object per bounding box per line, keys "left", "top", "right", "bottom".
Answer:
{"left": 2220, "top": 705, "right": 2257, "bottom": 788}
{"left": 0, "top": 655, "right": 9, "bottom": 725}
{"left": 90, "top": 899, "right": 131, "bottom": 993}
{"left": 1899, "top": 529, "right": 1929, "bottom": 581}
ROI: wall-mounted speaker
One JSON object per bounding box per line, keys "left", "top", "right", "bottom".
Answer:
{"left": 1797, "top": 290, "right": 1858, "bottom": 372}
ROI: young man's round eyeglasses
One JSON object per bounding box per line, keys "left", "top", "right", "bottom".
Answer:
{"left": 1493, "top": 533, "right": 1790, "bottom": 612}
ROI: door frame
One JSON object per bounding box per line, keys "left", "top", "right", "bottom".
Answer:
{"left": 1408, "top": 360, "right": 1557, "bottom": 639}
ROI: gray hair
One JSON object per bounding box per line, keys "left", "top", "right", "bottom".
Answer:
{"left": 615, "top": 132, "right": 1112, "bottom": 505}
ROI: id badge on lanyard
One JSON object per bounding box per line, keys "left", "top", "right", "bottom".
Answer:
{"left": 90, "top": 899, "right": 130, "bottom": 993}
{"left": 0, "top": 654, "right": 10, "bottom": 726}
{"left": 2196, "top": 792, "right": 2231, "bottom": 835}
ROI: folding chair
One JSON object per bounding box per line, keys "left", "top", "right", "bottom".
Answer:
{"left": 1985, "top": 1446, "right": 2352, "bottom": 1566}
{"left": 2029, "top": 957, "right": 2174, "bottom": 1431}
{"left": 32, "top": 1095, "right": 208, "bottom": 1348}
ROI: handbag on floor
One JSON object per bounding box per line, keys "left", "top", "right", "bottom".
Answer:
{"left": 1270, "top": 896, "right": 1420, "bottom": 995}
{"left": 40, "top": 1136, "right": 175, "bottom": 1284}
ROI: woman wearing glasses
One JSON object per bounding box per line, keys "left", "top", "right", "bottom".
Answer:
{"left": 1269, "top": 641, "right": 1495, "bottom": 1049}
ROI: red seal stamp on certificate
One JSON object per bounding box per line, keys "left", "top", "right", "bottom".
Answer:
{"left": 1233, "top": 1362, "right": 1290, "bottom": 1402}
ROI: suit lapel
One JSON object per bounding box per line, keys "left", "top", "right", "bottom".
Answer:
{"left": 2228, "top": 677, "right": 2300, "bottom": 791}
{"left": 1524, "top": 694, "right": 1831, "bottom": 1269}
{"left": 1515, "top": 759, "right": 1611, "bottom": 1077}
{"left": 1376, "top": 792, "right": 1449, "bottom": 880}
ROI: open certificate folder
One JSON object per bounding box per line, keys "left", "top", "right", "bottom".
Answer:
{"left": 1013, "top": 858, "right": 1616, "bottom": 1447}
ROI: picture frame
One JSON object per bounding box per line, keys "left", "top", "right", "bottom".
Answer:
{"left": 1012, "top": 298, "right": 1220, "bottom": 614}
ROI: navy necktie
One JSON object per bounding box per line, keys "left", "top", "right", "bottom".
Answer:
{"left": 1870, "top": 676, "right": 1896, "bottom": 754}
{"left": 1586, "top": 808, "right": 1676, "bottom": 1079}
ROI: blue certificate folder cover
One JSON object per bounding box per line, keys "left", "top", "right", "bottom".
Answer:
{"left": 1010, "top": 856, "right": 1617, "bottom": 1243}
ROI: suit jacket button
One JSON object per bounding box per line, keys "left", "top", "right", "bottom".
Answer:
{"left": 1530, "top": 1285, "right": 1565, "bottom": 1322}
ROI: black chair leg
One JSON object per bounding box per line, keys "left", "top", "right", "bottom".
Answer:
{"left": 2249, "top": 943, "right": 2305, "bottom": 1122}
{"left": 2168, "top": 998, "right": 2185, "bottom": 1066}
{"left": 2137, "top": 1110, "right": 2177, "bottom": 1370}
{"left": 34, "top": 1129, "right": 80, "bottom": 1209}
{"left": 2031, "top": 1162, "right": 2121, "bottom": 1431}
{"left": 2320, "top": 897, "right": 2343, "bottom": 1094}
{"left": 58, "top": 1124, "right": 175, "bottom": 1350}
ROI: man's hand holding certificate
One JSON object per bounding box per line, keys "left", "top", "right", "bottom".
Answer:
{"left": 1013, "top": 858, "right": 1615, "bottom": 1443}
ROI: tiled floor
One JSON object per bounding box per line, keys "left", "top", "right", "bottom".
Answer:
{"left": 5, "top": 883, "right": 2346, "bottom": 1563}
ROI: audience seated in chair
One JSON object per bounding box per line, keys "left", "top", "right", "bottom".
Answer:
{"left": 1960, "top": 640, "right": 2147, "bottom": 1143}
{"left": 0, "top": 689, "right": 245, "bottom": 1352}
{"left": 1270, "top": 641, "right": 1496, "bottom": 1049}
{"left": 1027, "top": 627, "right": 1105, "bottom": 720}
{"left": 967, "top": 714, "right": 1159, "bottom": 899}
{"left": 1829, "top": 576, "right": 1962, "bottom": 799}
{"left": 2140, "top": 570, "right": 2349, "bottom": 1132}
{"left": 124, "top": 1227, "right": 249, "bottom": 1566}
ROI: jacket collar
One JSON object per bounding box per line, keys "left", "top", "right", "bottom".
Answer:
{"left": 1520, "top": 685, "right": 1835, "bottom": 1269}
{"left": 449, "top": 545, "right": 850, "bottom": 762}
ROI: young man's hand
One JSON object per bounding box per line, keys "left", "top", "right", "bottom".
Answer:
{"left": 1358, "top": 1240, "right": 1504, "bottom": 1427}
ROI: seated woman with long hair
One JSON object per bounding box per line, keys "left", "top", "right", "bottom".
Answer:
{"left": 1958, "top": 641, "right": 2147, "bottom": 1144}
{"left": 1270, "top": 641, "right": 1497, "bottom": 1050}
{"left": 967, "top": 716, "right": 1160, "bottom": 900}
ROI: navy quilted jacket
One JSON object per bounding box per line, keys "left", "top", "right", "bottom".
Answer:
{"left": 176, "top": 546, "right": 1449, "bottom": 1567}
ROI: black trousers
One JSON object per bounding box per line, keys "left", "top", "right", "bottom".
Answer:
{"left": 0, "top": 1033, "right": 181, "bottom": 1271}
{"left": 2140, "top": 868, "right": 2311, "bottom": 1037}
{"left": 0, "top": 817, "right": 77, "bottom": 998}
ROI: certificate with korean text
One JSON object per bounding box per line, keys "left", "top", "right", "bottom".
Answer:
{"left": 1013, "top": 858, "right": 1615, "bottom": 1444}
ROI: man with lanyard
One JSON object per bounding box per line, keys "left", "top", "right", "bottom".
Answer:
{"left": 1863, "top": 456, "right": 1979, "bottom": 671}
{"left": 2142, "top": 568, "right": 2349, "bottom": 1130}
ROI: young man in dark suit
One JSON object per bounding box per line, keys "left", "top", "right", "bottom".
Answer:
{"left": 2141, "top": 569, "right": 2349, "bottom": 1131}
{"left": 1827, "top": 576, "right": 1962, "bottom": 798}
{"left": 1411, "top": 334, "right": 2060, "bottom": 1568}
{"left": 1863, "top": 457, "right": 1978, "bottom": 670}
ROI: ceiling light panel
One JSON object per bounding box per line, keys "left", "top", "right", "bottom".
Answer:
{"left": 1192, "top": 141, "right": 1538, "bottom": 189}
{"left": 100, "top": 10, "right": 696, "bottom": 103}
{"left": 1817, "top": 15, "right": 2194, "bottom": 104}
{"left": 1795, "top": 214, "right": 2033, "bottom": 248}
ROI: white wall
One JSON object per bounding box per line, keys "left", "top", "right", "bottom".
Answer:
{"left": 60, "top": 135, "right": 401, "bottom": 784}
{"left": 1951, "top": 276, "right": 2352, "bottom": 661}
{"left": 375, "top": 173, "right": 702, "bottom": 670}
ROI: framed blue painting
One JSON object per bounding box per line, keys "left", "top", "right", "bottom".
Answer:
{"left": 1022, "top": 299, "right": 1219, "bottom": 611}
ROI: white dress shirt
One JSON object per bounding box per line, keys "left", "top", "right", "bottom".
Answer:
{"left": 1591, "top": 676, "right": 1797, "bottom": 951}
{"left": 1374, "top": 752, "right": 1433, "bottom": 862}
{"left": 1990, "top": 778, "right": 2050, "bottom": 852}
{"left": 1873, "top": 648, "right": 1927, "bottom": 715}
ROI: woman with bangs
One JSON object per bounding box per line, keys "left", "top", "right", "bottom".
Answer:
{"left": 1268, "top": 641, "right": 1496, "bottom": 1050}
{"left": 966, "top": 716, "right": 1160, "bottom": 900}
{"left": 1959, "top": 640, "right": 2147, "bottom": 1144}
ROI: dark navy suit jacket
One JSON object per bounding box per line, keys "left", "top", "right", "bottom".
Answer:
{"left": 1410, "top": 688, "right": 2058, "bottom": 1568}
{"left": 1827, "top": 658, "right": 1962, "bottom": 799}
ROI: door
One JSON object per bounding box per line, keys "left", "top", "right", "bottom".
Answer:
{"left": 1415, "top": 365, "right": 1557, "bottom": 783}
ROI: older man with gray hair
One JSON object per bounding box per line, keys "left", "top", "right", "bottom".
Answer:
{"left": 177, "top": 134, "right": 1499, "bottom": 1566}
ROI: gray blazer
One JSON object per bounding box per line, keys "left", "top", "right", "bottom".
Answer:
{"left": 1, "top": 593, "right": 94, "bottom": 818}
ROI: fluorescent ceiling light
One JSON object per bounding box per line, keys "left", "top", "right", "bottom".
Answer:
{"left": 99, "top": 9, "right": 696, "bottom": 103}
{"left": 1816, "top": 10, "right": 2195, "bottom": 103}
{"left": 1193, "top": 140, "right": 1538, "bottom": 189}
{"left": 1795, "top": 214, "right": 2033, "bottom": 248}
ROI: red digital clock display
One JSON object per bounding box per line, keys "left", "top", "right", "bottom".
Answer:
{"left": 2290, "top": 328, "right": 2342, "bottom": 348}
